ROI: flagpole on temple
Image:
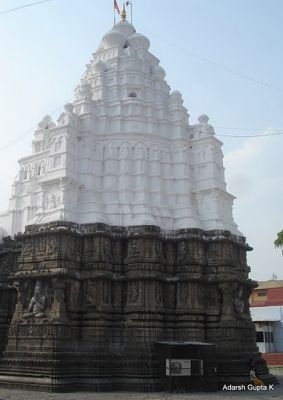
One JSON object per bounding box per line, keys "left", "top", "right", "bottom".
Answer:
{"left": 125, "top": 1, "right": 132, "bottom": 24}
{"left": 114, "top": 0, "right": 120, "bottom": 25}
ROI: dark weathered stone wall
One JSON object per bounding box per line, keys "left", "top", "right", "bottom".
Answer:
{"left": 0, "top": 222, "right": 275, "bottom": 392}
{"left": 0, "top": 238, "right": 20, "bottom": 357}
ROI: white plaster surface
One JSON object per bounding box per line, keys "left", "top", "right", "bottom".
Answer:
{"left": 0, "top": 18, "right": 241, "bottom": 237}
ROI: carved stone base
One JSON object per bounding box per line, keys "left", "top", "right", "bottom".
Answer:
{"left": 0, "top": 222, "right": 277, "bottom": 392}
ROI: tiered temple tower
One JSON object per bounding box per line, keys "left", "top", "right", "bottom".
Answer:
{"left": 0, "top": 8, "right": 275, "bottom": 393}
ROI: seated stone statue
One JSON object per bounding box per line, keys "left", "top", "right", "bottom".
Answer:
{"left": 23, "top": 281, "right": 47, "bottom": 319}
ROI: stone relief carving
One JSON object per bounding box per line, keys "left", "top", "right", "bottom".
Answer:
{"left": 135, "top": 143, "right": 147, "bottom": 158}
{"left": 67, "top": 280, "right": 81, "bottom": 309}
{"left": 36, "top": 237, "right": 46, "bottom": 253}
{"left": 85, "top": 237, "right": 95, "bottom": 255}
{"left": 74, "top": 239, "right": 82, "bottom": 255}
{"left": 130, "top": 239, "right": 141, "bottom": 257}
{"left": 196, "top": 283, "right": 203, "bottom": 306}
{"left": 94, "top": 143, "right": 103, "bottom": 159}
{"left": 178, "top": 241, "right": 188, "bottom": 259}
{"left": 46, "top": 235, "right": 58, "bottom": 254}
{"left": 85, "top": 281, "right": 96, "bottom": 305}
{"left": 233, "top": 286, "right": 246, "bottom": 315}
{"left": 155, "top": 282, "right": 162, "bottom": 304}
{"left": 103, "top": 238, "right": 111, "bottom": 255}
{"left": 106, "top": 142, "right": 117, "bottom": 157}
{"left": 204, "top": 285, "right": 219, "bottom": 307}
{"left": 129, "top": 282, "right": 139, "bottom": 303}
{"left": 68, "top": 236, "right": 75, "bottom": 253}
{"left": 155, "top": 240, "right": 162, "bottom": 257}
{"left": 23, "top": 281, "right": 48, "bottom": 319}
{"left": 209, "top": 244, "right": 220, "bottom": 261}
{"left": 179, "top": 283, "right": 189, "bottom": 305}
{"left": 22, "top": 239, "right": 33, "bottom": 256}
{"left": 120, "top": 142, "right": 131, "bottom": 158}
{"left": 149, "top": 145, "right": 159, "bottom": 160}
{"left": 45, "top": 194, "right": 60, "bottom": 209}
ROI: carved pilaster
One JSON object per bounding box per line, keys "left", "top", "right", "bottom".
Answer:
{"left": 51, "top": 280, "right": 67, "bottom": 320}
{"left": 219, "top": 283, "right": 234, "bottom": 321}
{"left": 12, "top": 280, "right": 25, "bottom": 320}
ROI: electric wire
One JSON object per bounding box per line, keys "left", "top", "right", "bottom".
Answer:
{"left": 0, "top": 104, "right": 66, "bottom": 151}
{"left": 1, "top": 110, "right": 282, "bottom": 152}
{"left": 214, "top": 127, "right": 283, "bottom": 131}
{"left": 216, "top": 132, "right": 283, "bottom": 138}
{"left": 0, "top": 3, "right": 281, "bottom": 148}
{"left": 0, "top": 0, "right": 50, "bottom": 16}
{"left": 138, "top": 26, "right": 283, "bottom": 94}
{"left": 1, "top": 1, "right": 281, "bottom": 95}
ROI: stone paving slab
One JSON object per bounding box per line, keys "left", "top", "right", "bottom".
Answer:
{"left": 0, "top": 369, "right": 282, "bottom": 400}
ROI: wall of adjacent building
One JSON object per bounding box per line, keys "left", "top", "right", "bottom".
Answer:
{"left": 274, "top": 321, "right": 283, "bottom": 352}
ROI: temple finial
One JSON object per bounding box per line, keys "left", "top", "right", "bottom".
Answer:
{"left": 121, "top": 2, "right": 126, "bottom": 20}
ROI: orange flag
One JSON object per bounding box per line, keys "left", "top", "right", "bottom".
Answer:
{"left": 114, "top": 0, "right": 120, "bottom": 14}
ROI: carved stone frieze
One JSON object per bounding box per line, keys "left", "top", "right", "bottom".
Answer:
{"left": 46, "top": 235, "right": 58, "bottom": 254}
{"left": 130, "top": 239, "right": 141, "bottom": 257}
{"left": 0, "top": 223, "right": 272, "bottom": 393}
{"left": 21, "top": 240, "right": 33, "bottom": 256}
{"left": 84, "top": 236, "right": 96, "bottom": 256}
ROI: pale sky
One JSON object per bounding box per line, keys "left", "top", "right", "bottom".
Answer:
{"left": 0, "top": 0, "right": 282, "bottom": 281}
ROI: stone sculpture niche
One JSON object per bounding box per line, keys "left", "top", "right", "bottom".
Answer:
{"left": 22, "top": 281, "right": 47, "bottom": 319}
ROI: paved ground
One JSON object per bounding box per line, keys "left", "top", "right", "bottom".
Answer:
{"left": 0, "top": 369, "right": 282, "bottom": 400}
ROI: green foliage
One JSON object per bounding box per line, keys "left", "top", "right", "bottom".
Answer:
{"left": 274, "top": 230, "right": 283, "bottom": 250}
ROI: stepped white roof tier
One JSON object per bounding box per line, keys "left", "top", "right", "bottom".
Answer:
{"left": 0, "top": 15, "right": 241, "bottom": 237}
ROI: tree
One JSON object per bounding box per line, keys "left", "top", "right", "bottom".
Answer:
{"left": 274, "top": 230, "right": 283, "bottom": 255}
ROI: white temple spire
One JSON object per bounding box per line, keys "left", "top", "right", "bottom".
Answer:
{"left": 0, "top": 18, "right": 242, "bottom": 238}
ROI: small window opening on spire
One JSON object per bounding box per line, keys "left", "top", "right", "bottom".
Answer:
{"left": 129, "top": 92, "right": 137, "bottom": 98}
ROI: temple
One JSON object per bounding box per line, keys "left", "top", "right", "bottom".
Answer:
{"left": 0, "top": 7, "right": 275, "bottom": 393}
{"left": 0, "top": 9, "right": 239, "bottom": 238}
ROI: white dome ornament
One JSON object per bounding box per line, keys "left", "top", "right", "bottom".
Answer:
{"left": 113, "top": 3, "right": 135, "bottom": 38}
{"left": 151, "top": 65, "right": 166, "bottom": 80}
{"left": 92, "top": 60, "right": 106, "bottom": 74}
{"left": 37, "top": 115, "right": 56, "bottom": 130}
{"left": 102, "top": 29, "right": 127, "bottom": 49}
{"left": 78, "top": 82, "right": 92, "bottom": 99}
{"left": 170, "top": 90, "right": 184, "bottom": 105}
{"left": 126, "top": 33, "right": 150, "bottom": 51}
{"left": 194, "top": 114, "right": 215, "bottom": 136}
{"left": 57, "top": 103, "right": 77, "bottom": 126}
